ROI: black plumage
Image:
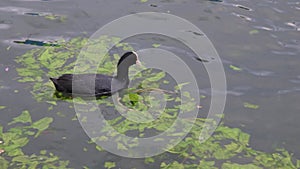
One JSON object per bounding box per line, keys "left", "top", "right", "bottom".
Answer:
{"left": 50, "top": 51, "right": 139, "bottom": 97}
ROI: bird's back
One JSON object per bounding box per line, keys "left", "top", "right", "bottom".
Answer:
{"left": 50, "top": 74, "right": 128, "bottom": 96}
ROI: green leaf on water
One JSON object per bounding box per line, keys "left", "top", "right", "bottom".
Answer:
{"left": 147, "top": 71, "right": 165, "bottom": 82}
{"left": 0, "top": 156, "right": 8, "bottom": 169}
{"left": 104, "top": 162, "right": 116, "bottom": 169}
{"left": 12, "top": 137, "right": 29, "bottom": 148}
{"left": 200, "top": 95, "right": 206, "bottom": 99}
{"left": 229, "top": 65, "right": 242, "bottom": 71}
{"left": 17, "top": 77, "right": 35, "bottom": 82}
{"left": 163, "top": 80, "right": 169, "bottom": 84}
{"left": 12, "top": 155, "right": 30, "bottom": 163}
{"left": 95, "top": 145, "right": 104, "bottom": 152}
{"left": 0, "top": 111, "right": 71, "bottom": 168}
{"left": 145, "top": 157, "right": 155, "bottom": 164}
{"left": 198, "top": 160, "right": 217, "bottom": 169}
{"left": 13, "top": 36, "right": 300, "bottom": 169}
{"left": 40, "top": 150, "right": 47, "bottom": 155}
{"left": 31, "top": 117, "right": 53, "bottom": 137}
{"left": 222, "top": 162, "right": 262, "bottom": 169}
{"left": 2, "top": 133, "right": 17, "bottom": 147}
{"left": 0, "top": 106, "right": 5, "bottom": 110}
{"left": 129, "top": 93, "right": 139, "bottom": 102}
{"left": 117, "top": 142, "right": 128, "bottom": 150}
{"left": 140, "top": 0, "right": 148, "bottom": 2}
{"left": 239, "top": 132, "right": 250, "bottom": 146}
{"left": 161, "top": 161, "right": 185, "bottom": 169}
{"left": 249, "top": 29, "right": 259, "bottom": 35}
{"left": 8, "top": 110, "right": 32, "bottom": 125}
{"left": 44, "top": 14, "right": 66, "bottom": 22}
{"left": 152, "top": 43, "right": 161, "bottom": 48}
{"left": 46, "top": 101, "right": 57, "bottom": 105}
{"left": 174, "top": 82, "right": 190, "bottom": 91}
{"left": 243, "top": 102, "right": 259, "bottom": 109}
{"left": 0, "top": 126, "right": 3, "bottom": 137}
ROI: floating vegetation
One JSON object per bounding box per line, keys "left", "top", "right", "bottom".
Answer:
{"left": 0, "top": 110, "right": 70, "bottom": 169}
{"left": 104, "top": 161, "right": 116, "bottom": 169}
{"left": 24, "top": 12, "right": 66, "bottom": 22}
{"left": 157, "top": 123, "right": 300, "bottom": 169}
{"left": 15, "top": 36, "right": 134, "bottom": 102}
{"left": 152, "top": 43, "right": 161, "bottom": 48}
{"left": 249, "top": 29, "right": 259, "bottom": 35}
{"left": 243, "top": 102, "right": 259, "bottom": 109}
{"left": 14, "top": 36, "right": 300, "bottom": 168}
{"left": 44, "top": 14, "right": 66, "bottom": 22}
{"left": 229, "top": 64, "right": 242, "bottom": 71}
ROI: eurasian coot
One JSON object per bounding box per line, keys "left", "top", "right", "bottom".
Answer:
{"left": 50, "top": 51, "right": 140, "bottom": 97}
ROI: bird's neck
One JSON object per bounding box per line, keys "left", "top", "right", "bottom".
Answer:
{"left": 116, "top": 66, "right": 129, "bottom": 81}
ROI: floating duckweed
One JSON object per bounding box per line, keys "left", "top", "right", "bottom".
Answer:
{"left": 152, "top": 43, "right": 161, "bottom": 48}
{"left": 104, "top": 161, "right": 116, "bottom": 169}
{"left": 249, "top": 29, "right": 259, "bottom": 35}
{"left": 244, "top": 102, "right": 260, "bottom": 109}
{"left": 44, "top": 14, "right": 66, "bottom": 22}
{"left": 230, "top": 64, "right": 242, "bottom": 71}
{"left": 8, "top": 110, "right": 32, "bottom": 125}
{"left": 16, "top": 36, "right": 134, "bottom": 102}
{"left": 0, "top": 111, "right": 70, "bottom": 168}
{"left": 14, "top": 36, "right": 300, "bottom": 169}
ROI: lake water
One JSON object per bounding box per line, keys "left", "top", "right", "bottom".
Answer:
{"left": 0, "top": 0, "right": 299, "bottom": 168}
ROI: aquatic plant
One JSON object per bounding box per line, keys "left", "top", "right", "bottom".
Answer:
{"left": 14, "top": 36, "right": 300, "bottom": 168}
{"left": 0, "top": 111, "right": 70, "bottom": 169}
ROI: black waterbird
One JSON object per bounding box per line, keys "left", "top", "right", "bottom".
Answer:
{"left": 50, "top": 51, "right": 140, "bottom": 97}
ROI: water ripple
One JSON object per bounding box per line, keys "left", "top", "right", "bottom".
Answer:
{"left": 0, "top": 6, "right": 32, "bottom": 15}
{"left": 277, "top": 88, "right": 300, "bottom": 95}
{"left": 0, "top": 24, "right": 10, "bottom": 30}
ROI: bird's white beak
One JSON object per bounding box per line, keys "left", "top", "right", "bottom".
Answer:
{"left": 132, "top": 51, "right": 141, "bottom": 66}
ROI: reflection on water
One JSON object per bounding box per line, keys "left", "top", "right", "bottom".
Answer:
{"left": 0, "top": 0, "right": 299, "bottom": 168}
